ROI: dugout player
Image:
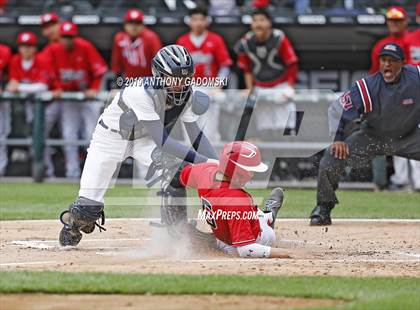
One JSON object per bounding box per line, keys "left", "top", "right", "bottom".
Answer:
{"left": 405, "top": 2, "right": 420, "bottom": 66}
{"left": 40, "top": 12, "right": 60, "bottom": 44}
{"left": 58, "top": 45, "right": 218, "bottom": 246}
{"left": 234, "top": 8, "right": 299, "bottom": 180}
{"left": 0, "top": 43, "right": 12, "bottom": 176}
{"left": 310, "top": 43, "right": 420, "bottom": 226}
{"left": 176, "top": 7, "right": 232, "bottom": 142}
{"left": 391, "top": 2, "right": 420, "bottom": 191}
{"left": 111, "top": 8, "right": 162, "bottom": 78}
{"left": 39, "top": 12, "right": 62, "bottom": 177}
{"left": 179, "top": 141, "right": 290, "bottom": 258}
{"left": 45, "top": 21, "right": 108, "bottom": 178}
{"left": 6, "top": 32, "right": 50, "bottom": 104}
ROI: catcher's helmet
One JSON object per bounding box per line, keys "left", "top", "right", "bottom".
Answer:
{"left": 218, "top": 141, "right": 268, "bottom": 187}
{"left": 152, "top": 45, "right": 195, "bottom": 106}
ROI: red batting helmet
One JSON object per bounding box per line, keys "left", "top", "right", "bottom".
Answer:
{"left": 124, "top": 8, "right": 144, "bottom": 23}
{"left": 17, "top": 32, "right": 37, "bottom": 45}
{"left": 218, "top": 141, "right": 268, "bottom": 187}
{"left": 60, "top": 21, "right": 78, "bottom": 37}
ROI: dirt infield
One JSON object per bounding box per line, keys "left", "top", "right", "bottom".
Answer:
{"left": 0, "top": 294, "right": 343, "bottom": 310}
{"left": 0, "top": 219, "right": 419, "bottom": 277}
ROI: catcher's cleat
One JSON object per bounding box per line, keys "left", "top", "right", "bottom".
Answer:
{"left": 309, "top": 205, "right": 333, "bottom": 226}
{"left": 80, "top": 222, "right": 96, "bottom": 234}
{"left": 58, "top": 197, "right": 106, "bottom": 246}
{"left": 264, "top": 187, "right": 284, "bottom": 229}
{"left": 59, "top": 225, "right": 82, "bottom": 246}
{"left": 59, "top": 210, "right": 82, "bottom": 246}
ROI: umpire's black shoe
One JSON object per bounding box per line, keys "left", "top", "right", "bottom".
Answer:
{"left": 264, "top": 187, "right": 284, "bottom": 229}
{"left": 309, "top": 205, "right": 333, "bottom": 226}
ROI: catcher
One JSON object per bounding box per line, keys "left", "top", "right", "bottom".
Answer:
{"left": 176, "top": 141, "right": 291, "bottom": 258}
{"left": 58, "top": 45, "right": 218, "bottom": 246}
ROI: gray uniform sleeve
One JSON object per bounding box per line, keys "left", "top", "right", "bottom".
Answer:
{"left": 184, "top": 121, "right": 218, "bottom": 159}
{"left": 142, "top": 120, "right": 208, "bottom": 163}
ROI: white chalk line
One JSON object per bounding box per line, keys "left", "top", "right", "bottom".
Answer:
{"left": 8, "top": 239, "right": 151, "bottom": 250}
{"left": 2, "top": 257, "right": 418, "bottom": 267}
{"left": 11, "top": 238, "right": 148, "bottom": 244}
{"left": 176, "top": 258, "right": 420, "bottom": 264}
{"left": 396, "top": 252, "right": 420, "bottom": 258}
{"left": 0, "top": 261, "right": 59, "bottom": 267}
{"left": 8, "top": 239, "right": 420, "bottom": 257}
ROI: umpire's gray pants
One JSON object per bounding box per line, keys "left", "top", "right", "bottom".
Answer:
{"left": 317, "top": 127, "right": 420, "bottom": 206}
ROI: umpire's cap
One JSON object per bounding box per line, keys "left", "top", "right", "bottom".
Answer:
{"left": 379, "top": 43, "right": 405, "bottom": 60}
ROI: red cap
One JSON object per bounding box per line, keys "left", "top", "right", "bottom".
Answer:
{"left": 124, "top": 8, "right": 144, "bottom": 23}
{"left": 416, "top": 2, "right": 420, "bottom": 16}
{"left": 60, "top": 21, "right": 78, "bottom": 37}
{"left": 218, "top": 141, "right": 268, "bottom": 187}
{"left": 385, "top": 6, "right": 407, "bottom": 20}
{"left": 40, "top": 12, "right": 59, "bottom": 26}
{"left": 17, "top": 32, "right": 38, "bottom": 46}
{"left": 252, "top": 0, "right": 270, "bottom": 9}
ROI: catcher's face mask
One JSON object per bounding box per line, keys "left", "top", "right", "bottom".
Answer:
{"left": 163, "top": 76, "right": 192, "bottom": 106}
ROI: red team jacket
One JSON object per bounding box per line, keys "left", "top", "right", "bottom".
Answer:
{"left": 180, "top": 163, "right": 261, "bottom": 247}
{"left": 46, "top": 37, "right": 107, "bottom": 91}
{"left": 9, "top": 53, "right": 51, "bottom": 85}
{"left": 405, "top": 29, "right": 420, "bottom": 66}
{"left": 0, "top": 44, "right": 12, "bottom": 83}
{"left": 40, "top": 42, "right": 59, "bottom": 89}
{"left": 111, "top": 29, "right": 162, "bottom": 78}
{"left": 369, "top": 32, "right": 408, "bottom": 74}
{"left": 176, "top": 31, "right": 232, "bottom": 78}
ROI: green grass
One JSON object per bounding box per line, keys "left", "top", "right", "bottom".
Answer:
{"left": 0, "top": 271, "right": 419, "bottom": 309}
{"left": 0, "top": 183, "right": 419, "bottom": 220}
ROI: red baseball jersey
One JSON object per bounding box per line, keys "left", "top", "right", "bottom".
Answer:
{"left": 39, "top": 42, "right": 58, "bottom": 89}
{"left": 405, "top": 29, "right": 420, "bottom": 66}
{"left": 0, "top": 44, "right": 12, "bottom": 82}
{"left": 9, "top": 53, "right": 51, "bottom": 85}
{"left": 369, "top": 33, "right": 409, "bottom": 74}
{"left": 111, "top": 29, "right": 162, "bottom": 78}
{"left": 176, "top": 31, "right": 232, "bottom": 78}
{"left": 46, "top": 37, "right": 107, "bottom": 91}
{"left": 180, "top": 163, "right": 261, "bottom": 247}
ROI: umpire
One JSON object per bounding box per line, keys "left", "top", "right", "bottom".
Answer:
{"left": 310, "top": 43, "right": 420, "bottom": 226}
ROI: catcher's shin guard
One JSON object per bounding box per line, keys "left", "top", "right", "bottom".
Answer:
{"left": 59, "top": 197, "right": 106, "bottom": 246}
{"left": 160, "top": 184, "right": 188, "bottom": 237}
